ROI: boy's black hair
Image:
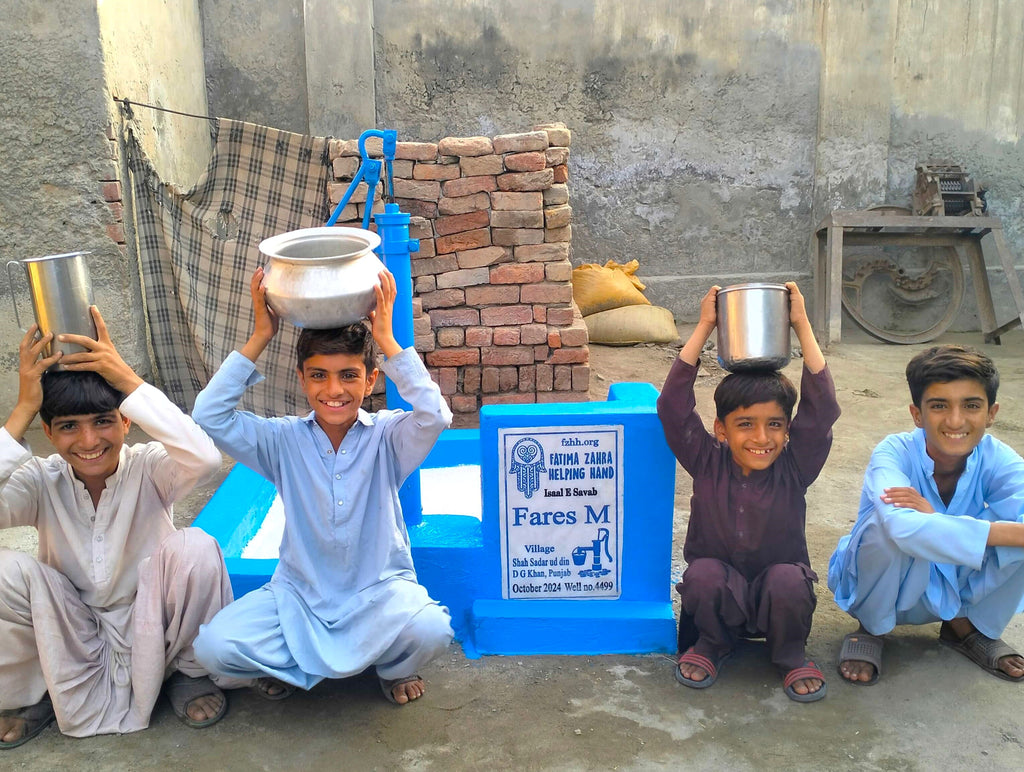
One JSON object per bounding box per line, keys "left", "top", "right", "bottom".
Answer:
{"left": 905, "top": 344, "right": 999, "bottom": 407}
{"left": 714, "top": 369, "right": 798, "bottom": 423}
{"left": 295, "top": 323, "right": 377, "bottom": 373}
{"left": 39, "top": 370, "right": 125, "bottom": 425}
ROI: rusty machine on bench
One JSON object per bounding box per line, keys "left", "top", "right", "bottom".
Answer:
{"left": 813, "top": 162, "right": 1024, "bottom": 345}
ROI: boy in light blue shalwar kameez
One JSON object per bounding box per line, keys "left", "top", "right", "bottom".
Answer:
{"left": 828, "top": 345, "right": 1024, "bottom": 685}
{"left": 192, "top": 268, "right": 453, "bottom": 706}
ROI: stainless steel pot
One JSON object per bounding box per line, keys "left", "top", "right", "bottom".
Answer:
{"left": 259, "top": 227, "right": 384, "bottom": 328}
{"left": 716, "top": 282, "right": 791, "bottom": 371}
{"left": 6, "top": 251, "right": 97, "bottom": 361}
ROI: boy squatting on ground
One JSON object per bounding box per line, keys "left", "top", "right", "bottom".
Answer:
{"left": 829, "top": 345, "right": 1024, "bottom": 684}
{"left": 0, "top": 308, "right": 240, "bottom": 749}
{"left": 656, "top": 282, "right": 841, "bottom": 702}
{"left": 191, "top": 268, "right": 454, "bottom": 705}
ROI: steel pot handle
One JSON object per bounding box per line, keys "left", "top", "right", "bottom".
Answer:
{"left": 5, "top": 260, "right": 28, "bottom": 332}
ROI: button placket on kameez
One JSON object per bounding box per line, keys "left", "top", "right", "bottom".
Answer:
{"left": 331, "top": 438, "right": 357, "bottom": 523}
{"left": 80, "top": 486, "right": 107, "bottom": 584}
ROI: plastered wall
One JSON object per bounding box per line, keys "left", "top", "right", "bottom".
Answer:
{"left": 209, "top": 0, "right": 1024, "bottom": 329}
{"left": 5, "top": 1, "right": 1024, "bottom": 410}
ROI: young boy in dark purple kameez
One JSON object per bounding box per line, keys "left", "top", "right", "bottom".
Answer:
{"left": 656, "top": 283, "right": 840, "bottom": 702}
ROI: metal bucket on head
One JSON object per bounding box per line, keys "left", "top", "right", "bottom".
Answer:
{"left": 6, "top": 251, "right": 97, "bottom": 361}
{"left": 716, "top": 282, "right": 791, "bottom": 372}
{"left": 259, "top": 227, "right": 384, "bottom": 329}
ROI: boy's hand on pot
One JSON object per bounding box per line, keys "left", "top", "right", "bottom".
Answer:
{"left": 787, "top": 282, "right": 810, "bottom": 328}
{"left": 698, "top": 286, "right": 720, "bottom": 327}
{"left": 250, "top": 266, "right": 280, "bottom": 343}
{"left": 59, "top": 306, "right": 143, "bottom": 394}
{"left": 15, "top": 325, "right": 61, "bottom": 413}
{"left": 369, "top": 270, "right": 401, "bottom": 357}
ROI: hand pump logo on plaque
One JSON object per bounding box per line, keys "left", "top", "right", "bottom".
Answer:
{"left": 499, "top": 425, "right": 624, "bottom": 599}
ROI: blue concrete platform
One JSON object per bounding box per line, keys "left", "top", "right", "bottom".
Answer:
{"left": 193, "top": 383, "right": 678, "bottom": 657}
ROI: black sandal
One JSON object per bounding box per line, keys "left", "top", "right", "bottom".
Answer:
{"left": 164, "top": 672, "right": 228, "bottom": 728}
{"left": 252, "top": 677, "right": 296, "bottom": 702}
{"left": 0, "top": 695, "right": 56, "bottom": 749}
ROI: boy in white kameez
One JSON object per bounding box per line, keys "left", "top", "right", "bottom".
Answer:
{"left": 829, "top": 345, "right": 1024, "bottom": 684}
{"left": 192, "top": 268, "right": 453, "bottom": 706}
{"left": 0, "top": 308, "right": 237, "bottom": 749}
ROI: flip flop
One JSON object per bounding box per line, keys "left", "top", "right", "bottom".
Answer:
{"left": 782, "top": 660, "right": 827, "bottom": 703}
{"left": 0, "top": 696, "right": 55, "bottom": 750}
{"left": 939, "top": 621, "right": 1024, "bottom": 683}
{"left": 164, "top": 672, "right": 228, "bottom": 729}
{"left": 837, "top": 631, "right": 883, "bottom": 685}
{"left": 674, "top": 648, "right": 730, "bottom": 689}
{"left": 253, "top": 677, "right": 297, "bottom": 701}
{"left": 380, "top": 675, "right": 424, "bottom": 705}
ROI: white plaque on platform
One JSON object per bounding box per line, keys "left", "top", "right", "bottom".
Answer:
{"left": 498, "top": 425, "right": 624, "bottom": 599}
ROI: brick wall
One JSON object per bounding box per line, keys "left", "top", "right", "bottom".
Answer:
{"left": 102, "top": 123, "right": 127, "bottom": 249}
{"left": 328, "top": 123, "right": 589, "bottom": 427}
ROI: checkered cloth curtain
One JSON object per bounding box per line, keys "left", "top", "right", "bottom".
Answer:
{"left": 126, "top": 119, "right": 332, "bottom": 416}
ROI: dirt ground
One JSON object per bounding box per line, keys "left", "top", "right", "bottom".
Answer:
{"left": 4, "top": 321, "right": 1024, "bottom": 771}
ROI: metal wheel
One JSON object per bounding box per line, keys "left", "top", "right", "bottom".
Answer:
{"left": 840, "top": 207, "right": 966, "bottom": 344}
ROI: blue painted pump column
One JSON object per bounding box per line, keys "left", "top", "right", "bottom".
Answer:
{"left": 374, "top": 202, "right": 424, "bottom": 526}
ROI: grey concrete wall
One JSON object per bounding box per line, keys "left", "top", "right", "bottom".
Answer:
{"left": 99, "top": 0, "right": 212, "bottom": 189}
{"left": 305, "top": 0, "right": 377, "bottom": 137}
{"left": 201, "top": 0, "right": 310, "bottom": 134}
{"left": 0, "top": 0, "right": 146, "bottom": 405}
{"left": 887, "top": 0, "right": 1024, "bottom": 330}
{"left": 363, "top": 0, "right": 1024, "bottom": 328}
{"left": 371, "top": 0, "right": 822, "bottom": 318}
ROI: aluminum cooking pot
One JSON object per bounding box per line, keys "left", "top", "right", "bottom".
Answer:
{"left": 6, "top": 251, "right": 97, "bottom": 363}
{"left": 259, "top": 227, "right": 384, "bottom": 329}
{"left": 716, "top": 282, "right": 791, "bottom": 372}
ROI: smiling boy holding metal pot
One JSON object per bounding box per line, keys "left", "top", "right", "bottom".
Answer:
{"left": 190, "top": 267, "right": 454, "bottom": 707}
{"left": 656, "top": 282, "right": 840, "bottom": 702}
{"left": 0, "top": 308, "right": 235, "bottom": 748}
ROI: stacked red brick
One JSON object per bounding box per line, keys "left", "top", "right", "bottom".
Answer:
{"left": 328, "top": 124, "right": 589, "bottom": 425}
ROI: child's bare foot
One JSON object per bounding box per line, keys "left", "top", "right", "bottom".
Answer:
{"left": 186, "top": 692, "right": 225, "bottom": 723}
{"left": 0, "top": 696, "right": 55, "bottom": 748}
{"left": 674, "top": 648, "right": 729, "bottom": 689}
{"left": 837, "top": 629, "right": 883, "bottom": 684}
{"left": 253, "top": 677, "right": 296, "bottom": 701}
{"left": 677, "top": 659, "right": 710, "bottom": 683}
{"left": 787, "top": 674, "right": 824, "bottom": 696}
{"left": 838, "top": 659, "right": 877, "bottom": 683}
{"left": 381, "top": 675, "right": 425, "bottom": 705}
{"left": 782, "top": 661, "right": 827, "bottom": 702}
{"left": 0, "top": 715, "right": 26, "bottom": 745}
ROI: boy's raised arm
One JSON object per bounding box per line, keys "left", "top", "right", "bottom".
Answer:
{"left": 4, "top": 326, "right": 62, "bottom": 443}
{"left": 240, "top": 266, "right": 280, "bottom": 363}
{"left": 369, "top": 269, "right": 403, "bottom": 360}
{"left": 787, "top": 282, "right": 825, "bottom": 374}
{"left": 657, "top": 285, "right": 720, "bottom": 476}
{"left": 372, "top": 270, "right": 452, "bottom": 480}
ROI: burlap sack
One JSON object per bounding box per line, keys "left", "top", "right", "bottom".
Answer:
{"left": 572, "top": 260, "right": 651, "bottom": 316}
{"left": 583, "top": 305, "right": 679, "bottom": 345}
